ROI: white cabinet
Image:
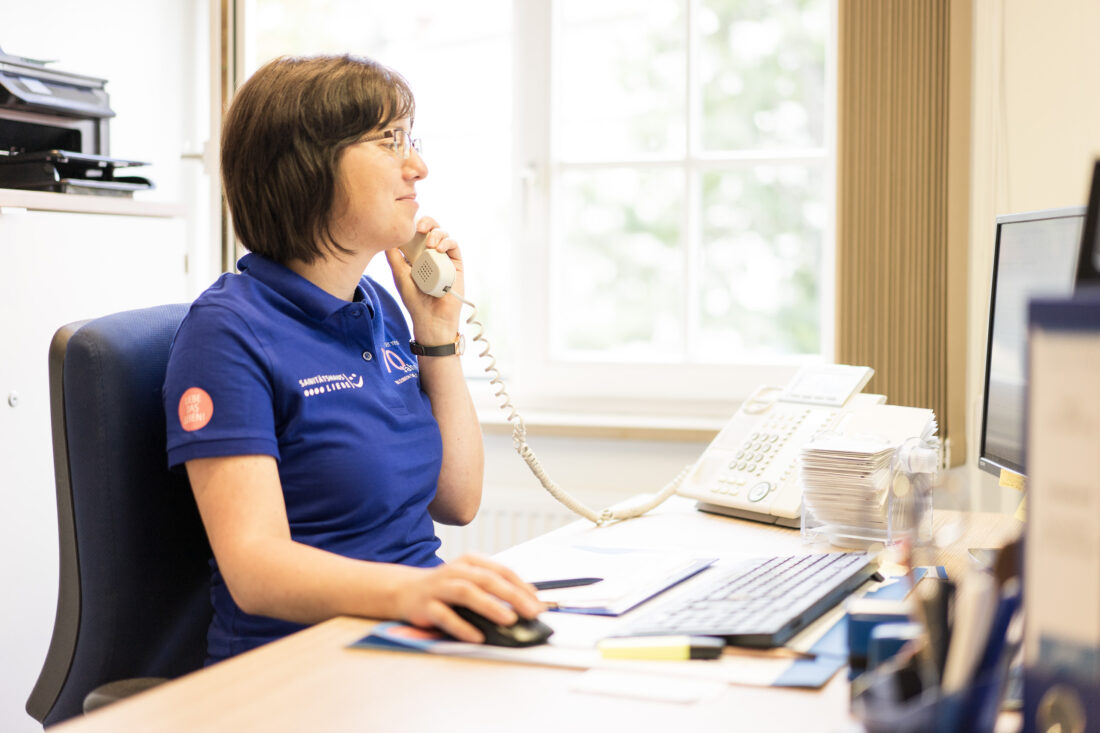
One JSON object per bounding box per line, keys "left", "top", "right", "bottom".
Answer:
{"left": 0, "top": 194, "right": 186, "bottom": 732}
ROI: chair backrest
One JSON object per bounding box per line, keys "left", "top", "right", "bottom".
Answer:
{"left": 26, "top": 304, "right": 212, "bottom": 726}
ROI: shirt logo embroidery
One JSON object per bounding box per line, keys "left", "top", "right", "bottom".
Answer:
{"left": 298, "top": 373, "right": 365, "bottom": 397}
{"left": 179, "top": 387, "right": 214, "bottom": 431}
{"left": 382, "top": 348, "right": 417, "bottom": 385}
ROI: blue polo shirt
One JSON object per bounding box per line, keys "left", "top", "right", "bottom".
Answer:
{"left": 163, "top": 253, "right": 444, "bottom": 663}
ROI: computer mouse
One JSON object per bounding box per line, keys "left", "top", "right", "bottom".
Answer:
{"left": 452, "top": 606, "right": 554, "bottom": 647}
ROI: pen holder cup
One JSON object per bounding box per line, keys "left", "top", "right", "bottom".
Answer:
{"left": 852, "top": 685, "right": 944, "bottom": 733}
{"left": 801, "top": 437, "right": 937, "bottom": 550}
{"left": 851, "top": 665, "right": 1004, "bottom": 733}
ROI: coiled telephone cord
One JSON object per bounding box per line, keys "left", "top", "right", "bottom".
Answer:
{"left": 450, "top": 291, "right": 688, "bottom": 526}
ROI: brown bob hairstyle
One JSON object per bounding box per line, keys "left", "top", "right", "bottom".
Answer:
{"left": 221, "top": 54, "right": 415, "bottom": 264}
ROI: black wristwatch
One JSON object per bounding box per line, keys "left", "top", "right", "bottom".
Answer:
{"left": 409, "top": 334, "right": 465, "bottom": 357}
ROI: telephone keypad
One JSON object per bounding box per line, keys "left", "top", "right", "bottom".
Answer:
{"left": 707, "top": 405, "right": 840, "bottom": 500}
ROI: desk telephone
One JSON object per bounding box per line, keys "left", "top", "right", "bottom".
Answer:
{"left": 400, "top": 233, "right": 880, "bottom": 527}
{"left": 676, "top": 366, "right": 881, "bottom": 527}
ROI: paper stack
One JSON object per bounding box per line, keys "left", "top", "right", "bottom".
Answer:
{"left": 800, "top": 404, "right": 938, "bottom": 547}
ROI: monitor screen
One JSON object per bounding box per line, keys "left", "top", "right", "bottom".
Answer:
{"left": 979, "top": 207, "right": 1084, "bottom": 476}
{"left": 1078, "top": 160, "right": 1100, "bottom": 286}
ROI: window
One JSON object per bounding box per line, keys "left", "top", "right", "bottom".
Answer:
{"left": 519, "top": 0, "right": 833, "bottom": 409}
{"left": 240, "top": 0, "right": 833, "bottom": 414}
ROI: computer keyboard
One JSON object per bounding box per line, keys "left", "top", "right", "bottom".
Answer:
{"left": 623, "top": 551, "right": 876, "bottom": 648}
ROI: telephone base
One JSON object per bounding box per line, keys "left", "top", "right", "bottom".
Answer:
{"left": 694, "top": 500, "right": 801, "bottom": 529}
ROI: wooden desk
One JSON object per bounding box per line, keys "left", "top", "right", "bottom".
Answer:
{"left": 50, "top": 500, "right": 1021, "bottom": 733}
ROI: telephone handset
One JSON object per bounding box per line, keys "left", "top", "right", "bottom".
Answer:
{"left": 676, "top": 365, "right": 882, "bottom": 527}
{"left": 400, "top": 232, "right": 456, "bottom": 297}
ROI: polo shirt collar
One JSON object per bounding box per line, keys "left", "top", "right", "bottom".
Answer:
{"left": 237, "top": 253, "right": 372, "bottom": 322}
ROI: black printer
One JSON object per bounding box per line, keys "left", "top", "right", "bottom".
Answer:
{"left": 0, "top": 46, "right": 152, "bottom": 196}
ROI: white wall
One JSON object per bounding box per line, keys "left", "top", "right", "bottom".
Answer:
{"left": 967, "top": 0, "right": 1100, "bottom": 513}
{"left": 434, "top": 429, "right": 710, "bottom": 560}
{"left": 0, "top": 2, "right": 210, "bottom": 731}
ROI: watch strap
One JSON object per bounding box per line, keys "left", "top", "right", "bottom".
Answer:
{"left": 410, "top": 335, "right": 463, "bottom": 356}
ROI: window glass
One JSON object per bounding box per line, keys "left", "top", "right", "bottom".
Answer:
{"left": 698, "top": 164, "right": 825, "bottom": 359}
{"left": 548, "top": 0, "right": 829, "bottom": 374}
{"left": 556, "top": 0, "right": 686, "bottom": 159}
{"left": 555, "top": 168, "right": 686, "bottom": 358}
{"left": 700, "top": 0, "right": 827, "bottom": 150}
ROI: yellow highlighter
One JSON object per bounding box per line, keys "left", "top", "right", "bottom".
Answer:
{"left": 597, "top": 636, "right": 724, "bottom": 661}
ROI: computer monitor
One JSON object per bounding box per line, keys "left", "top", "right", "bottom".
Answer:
{"left": 978, "top": 206, "right": 1085, "bottom": 476}
{"left": 1077, "top": 160, "right": 1100, "bottom": 286}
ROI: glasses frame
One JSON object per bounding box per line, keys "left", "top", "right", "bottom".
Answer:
{"left": 358, "top": 129, "right": 422, "bottom": 159}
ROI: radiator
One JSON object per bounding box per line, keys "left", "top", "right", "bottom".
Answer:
{"left": 434, "top": 498, "right": 578, "bottom": 561}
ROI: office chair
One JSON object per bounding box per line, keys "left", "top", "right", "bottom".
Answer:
{"left": 26, "top": 304, "right": 212, "bottom": 727}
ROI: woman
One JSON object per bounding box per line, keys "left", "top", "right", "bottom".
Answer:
{"left": 163, "top": 54, "right": 543, "bottom": 664}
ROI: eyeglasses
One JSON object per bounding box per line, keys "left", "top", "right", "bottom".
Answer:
{"left": 359, "top": 129, "right": 422, "bottom": 160}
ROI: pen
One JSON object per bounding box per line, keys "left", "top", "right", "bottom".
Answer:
{"left": 531, "top": 577, "right": 603, "bottom": 591}
{"left": 597, "top": 635, "right": 725, "bottom": 661}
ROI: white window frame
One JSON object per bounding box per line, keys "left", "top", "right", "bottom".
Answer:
{"left": 509, "top": 0, "right": 837, "bottom": 416}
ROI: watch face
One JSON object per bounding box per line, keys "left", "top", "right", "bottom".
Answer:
{"left": 456, "top": 334, "right": 466, "bottom": 356}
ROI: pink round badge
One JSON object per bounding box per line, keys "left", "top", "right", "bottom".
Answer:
{"left": 178, "top": 387, "right": 214, "bottom": 432}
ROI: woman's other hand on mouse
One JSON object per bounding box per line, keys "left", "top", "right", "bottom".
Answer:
{"left": 391, "top": 553, "right": 545, "bottom": 643}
